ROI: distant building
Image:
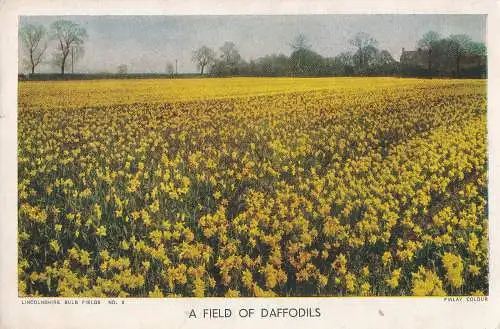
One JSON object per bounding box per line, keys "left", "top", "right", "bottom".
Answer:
{"left": 400, "top": 48, "right": 429, "bottom": 68}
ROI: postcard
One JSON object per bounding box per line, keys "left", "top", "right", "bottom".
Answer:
{"left": 1, "top": 0, "right": 499, "bottom": 328}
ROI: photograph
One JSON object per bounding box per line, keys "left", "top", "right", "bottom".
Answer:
{"left": 16, "top": 14, "right": 488, "bottom": 298}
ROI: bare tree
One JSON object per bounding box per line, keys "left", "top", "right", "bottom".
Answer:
{"left": 289, "top": 33, "right": 311, "bottom": 51}
{"left": 19, "top": 24, "right": 47, "bottom": 74}
{"left": 117, "top": 64, "right": 128, "bottom": 74}
{"left": 50, "top": 20, "right": 87, "bottom": 74}
{"left": 192, "top": 46, "right": 215, "bottom": 75}
{"left": 166, "top": 61, "right": 175, "bottom": 77}
{"left": 219, "top": 42, "right": 241, "bottom": 65}
{"left": 349, "top": 32, "right": 378, "bottom": 69}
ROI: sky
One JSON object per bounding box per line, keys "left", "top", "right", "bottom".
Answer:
{"left": 19, "top": 15, "right": 486, "bottom": 74}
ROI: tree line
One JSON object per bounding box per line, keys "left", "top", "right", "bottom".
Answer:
{"left": 191, "top": 33, "right": 400, "bottom": 77}
{"left": 192, "top": 32, "right": 485, "bottom": 78}
{"left": 20, "top": 19, "right": 486, "bottom": 78}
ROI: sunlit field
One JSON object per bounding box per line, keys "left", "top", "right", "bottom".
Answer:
{"left": 19, "top": 77, "right": 474, "bottom": 109}
{"left": 18, "top": 77, "right": 487, "bottom": 297}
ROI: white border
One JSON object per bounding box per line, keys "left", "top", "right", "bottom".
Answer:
{"left": 1, "top": 1, "right": 499, "bottom": 329}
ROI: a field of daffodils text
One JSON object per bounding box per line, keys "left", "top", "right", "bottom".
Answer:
{"left": 18, "top": 77, "right": 487, "bottom": 297}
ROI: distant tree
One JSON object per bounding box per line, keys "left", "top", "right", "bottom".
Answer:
{"left": 423, "top": 35, "right": 485, "bottom": 77}
{"left": 352, "top": 44, "right": 378, "bottom": 70}
{"left": 336, "top": 52, "right": 353, "bottom": 66}
{"left": 448, "top": 34, "right": 472, "bottom": 77}
{"left": 371, "top": 50, "right": 398, "bottom": 75}
{"left": 376, "top": 50, "right": 396, "bottom": 65}
{"left": 290, "top": 48, "right": 324, "bottom": 76}
{"left": 468, "top": 41, "right": 486, "bottom": 57}
{"left": 250, "top": 54, "right": 289, "bottom": 76}
{"left": 418, "top": 31, "right": 441, "bottom": 50}
{"left": 211, "top": 42, "right": 243, "bottom": 76}
{"left": 50, "top": 20, "right": 87, "bottom": 74}
{"left": 288, "top": 34, "right": 325, "bottom": 76}
{"left": 466, "top": 41, "right": 487, "bottom": 77}
{"left": 19, "top": 24, "right": 47, "bottom": 74}
{"left": 333, "top": 52, "right": 355, "bottom": 75}
{"left": 349, "top": 32, "right": 378, "bottom": 71}
{"left": 219, "top": 41, "right": 241, "bottom": 65}
{"left": 417, "top": 31, "right": 441, "bottom": 73}
{"left": 427, "top": 38, "right": 455, "bottom": 74}
{"left": 192, "top": 46, "right": 215, "bottom": 75}
{"left": 166, "top": 62, "right": 175, "bottom": 77}
{"left": 290, "top": 33, "right": 311, "bottom": 51}
{"left": 117, "top": 64, "right": 128, "bottom": 74}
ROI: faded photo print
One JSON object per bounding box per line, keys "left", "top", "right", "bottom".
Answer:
{"left": 17, "top": 15, "right": 487, "bottom": 298}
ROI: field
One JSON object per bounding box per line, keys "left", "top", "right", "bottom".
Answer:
{"left": 18, "top": 77, "right": 487, "bottom": 297}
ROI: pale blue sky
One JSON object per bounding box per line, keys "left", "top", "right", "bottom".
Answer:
{"left": 19, "top": 15, "right": 486, "bottom": 74}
